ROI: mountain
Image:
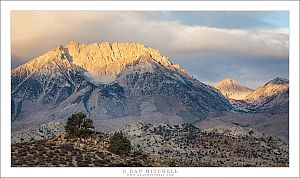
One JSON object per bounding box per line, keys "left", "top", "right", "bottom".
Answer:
{"left": 245, "top": 77, "right": 289, "bottom": 113}
{"left": 214, "top": 77, "right": 254, "bottom": 100}
{"left": 11, "top": 41, "right": 232, "bottom": 132}
{"left": 214, "top": 77, "right": 289, "bottom": 114}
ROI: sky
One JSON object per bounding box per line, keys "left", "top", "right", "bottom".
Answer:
{"left": 11, "top": 11, "right": 289, "bottom": 88}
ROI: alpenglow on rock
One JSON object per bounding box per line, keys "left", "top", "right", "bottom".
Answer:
{"left": 245, "top": 77, "right": 289, "bottom": 113}
{"left": 11, "top": 41, "right": 232, "bottom": 132}
{"left": 64, "top": 41, "right": 191, "bottom": 84}
{"left": 218, "top": 77, "right": 289, "bottom": 113}
{"left": 214, "top": 77, "right": 254, "bottom": 100}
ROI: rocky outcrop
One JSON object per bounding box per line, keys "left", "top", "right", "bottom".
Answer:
{"left": 64, "top": 41, "right": 190, "bottom": 83}
{"left": 11, "top": 121, "right": 65, "bottom": 144}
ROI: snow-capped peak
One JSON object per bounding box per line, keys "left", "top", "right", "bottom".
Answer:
{"left": 12, "top": 45, "right": 75, "bottom": 75}
{"left": 246, "top": 77, "right": 288, "bottom": 103}
{"left": 214, "top": 77, "right": 254, "bottom": 100}
{"left": 13, "top": 41, "right": 192, "bottom": 84}
{"left": 243, "top": 77, "right": 289, "bottom": 113}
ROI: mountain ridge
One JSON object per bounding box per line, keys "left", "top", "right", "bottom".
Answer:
{"left": 216, "top": 77, "right": 289, "bottom": 113}
{"left": 13, "top": 41, "right": 192, "bottom": 84}
{"left": 245, "top": 77, "right": 289, "bottom": 113}
{"left": 11, "top": 41, "right": 232, "bottom": 132}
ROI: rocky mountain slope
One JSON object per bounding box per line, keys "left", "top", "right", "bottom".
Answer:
{"left": 11, "top": 41, "right": 232, "bottom": 132}
{"left": 214, "top": 78, "right": 254, "bottom": 100}
{"left": 12, "top": 132, "right": 163, "bottom": 167}
{"left": 120, "top": 121, "right": 288, "bottom": 166}
{"left": 64, "top": 41, "right": 191, "bottom": 83}
{"left": 11, "top": 121, "right": 288, "bottom": 167}
{"left": 245, "top": 77, "right": 289, "bottom": 113}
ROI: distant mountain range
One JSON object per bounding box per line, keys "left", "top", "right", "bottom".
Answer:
{"left": 12, "top": 41, "right": 233, "bottom": 132}
{"left": 214, "top": 77, "right": 289, "bottom": 113}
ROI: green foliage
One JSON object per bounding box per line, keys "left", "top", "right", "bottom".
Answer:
{"left": 65, "top": 112, "right": 94, "bottom": 138}
{"left": 108, "top": 131, "right": 132, "bottom": 155}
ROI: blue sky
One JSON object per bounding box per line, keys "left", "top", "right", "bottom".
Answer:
{"left": 166, "top": 11, "right": 289, "bottom": 29}
{"left": 11, "top": 11, "right": 289, "bottom": 88}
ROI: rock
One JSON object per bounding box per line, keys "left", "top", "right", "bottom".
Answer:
{"left": 11, "top": 121, "right": 65, "bottom": 144}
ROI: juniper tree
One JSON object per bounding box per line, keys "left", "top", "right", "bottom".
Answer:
{"left": 65, "top": 112, "right": 94, "bottom": 138}
{"left": 108, "top": 131, "right": 132, "bottom": 155}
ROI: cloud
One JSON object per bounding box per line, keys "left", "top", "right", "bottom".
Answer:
{"left": 11, "top": 11, "right": 289, "bottom": 61}
{"left": 167, "top": 25, "right": 289, "bottom": 58}
{"left": 172, "top": 53, "right": 289, "bottom": 89}
{"left": 11, "top": 11, "right": 289, "bottom": 88}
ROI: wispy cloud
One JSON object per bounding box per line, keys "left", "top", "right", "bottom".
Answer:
{"left": 11, "top": 11, "right": 289, "bottom": 60}
{"left": 11, "top": 11, "right": 289, "bottom": 88}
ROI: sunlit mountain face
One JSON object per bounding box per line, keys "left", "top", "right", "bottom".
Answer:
{"left": 11, "top": 41, "right": 233, "bottom": 132}
{"left": 214, "top": 77, "right": 254, "bottom": 100}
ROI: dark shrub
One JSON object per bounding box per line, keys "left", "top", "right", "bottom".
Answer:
{"left": 108, "top": 132, "right": 132, "bottom": 155}
{"left": 65, "top": 112, "right": 94, "bottom": 138}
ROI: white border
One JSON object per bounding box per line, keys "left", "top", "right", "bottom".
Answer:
{"left": 1, "top": 1, "right": 299, "bottom": 177}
